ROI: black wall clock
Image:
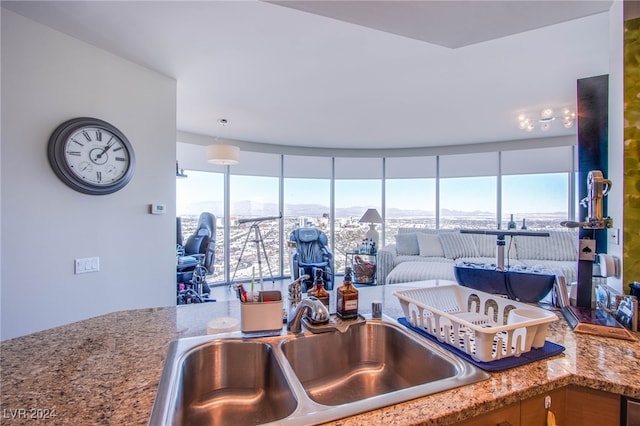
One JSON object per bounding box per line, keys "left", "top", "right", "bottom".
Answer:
{"left": 47, "top": 117, "right": 136, "bottom": 195}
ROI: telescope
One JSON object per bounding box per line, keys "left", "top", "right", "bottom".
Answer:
{"left": 237, "top": 214, "right": 282, "bottom": 224}
{"left": 231, "top": 214, "right": 282, "bottom": 286}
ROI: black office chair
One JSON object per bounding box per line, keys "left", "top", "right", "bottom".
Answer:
{"left": 289, "top": 227, "right": 333, "bottom": 292}
{"left": 177, "top": 212, "right": 216, "bottom": 292}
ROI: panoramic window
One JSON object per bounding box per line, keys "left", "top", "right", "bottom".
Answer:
{"left": 334, "top": 157, "right": 382, "bottom": 274}
{"left": 439, "top": 152, "right": 498, "bottom": 230}
{"left": 230, "top": 151, "right": 281, "bottom": 283}
{"left": 283, "top": 177, "right": 331, "bottom": 275}
{"left": 502, "top": 173, "right": 569, "bottom": 230}
{"left": 385, "top": 156, "right": 437, "bottom": 244}
{"left": 283, "top": 155, "right": 332, "bottom": 276}
{"left": 176, "top": 170, "right": 226, "bottom": 282}
{"left": 502, "top": 146, "right": 573, "bottom": 229}
{"left": 176, "top": 144, "right": 576, "bottom": 286}
{"left": 385, "top": 179, "right": 436, "bottom": 242}
{"left": 439, "top": 176, "right": 497, "bottom": 229}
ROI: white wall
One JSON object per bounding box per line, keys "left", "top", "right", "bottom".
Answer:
{"left": 1, "top": 10, "right": 177, "bottom": 340}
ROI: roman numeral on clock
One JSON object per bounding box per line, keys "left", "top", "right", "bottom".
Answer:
{"left": 82, "top": 131, "right": 91, "bottom": 141}
{"left": 67, "top": 151, "right": 81, "bottom": 156}
{"left": 96, "top": 171, "right": 102, "bottom": 182}
{"left": 96, "top": 130, "right": 102, "bottom": 141}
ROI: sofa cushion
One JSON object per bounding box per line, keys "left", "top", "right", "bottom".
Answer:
{"left": 516, "top": 231, "right": 578, "bottom": 262}
{"left": 386, "top": 261, "right": 456, "bottom": 284}
{"left": 395, "top": 233, "right": 420, "bottom": 255}
{"left": 417, "top": 233, "right": 445, "bottom": 257}
{"left": 438, "top": 232, "right": 480, "bottom": 259}
{"left": 395, "top": 255, "right": 453, "bottom": 266}
{"left": 471, "top": 233, "right": 499, "bottom": 258}
{"left": 398, "top": 227, "right": 440, "bottom": 235}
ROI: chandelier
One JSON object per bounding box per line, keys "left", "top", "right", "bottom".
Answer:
{"left": 518, "top": 108, "right": 576, "bottom": 132}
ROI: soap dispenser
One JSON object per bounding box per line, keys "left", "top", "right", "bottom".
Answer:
{"left": 337, "top": 266, "right": 359, "bottom": 319}
{"left": 308, "top": 269, "right": 330, "bottom": 309}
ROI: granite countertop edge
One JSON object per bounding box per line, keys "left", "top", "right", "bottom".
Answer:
{"left": 1, "top": 286, "right": 639, "bottom": 426}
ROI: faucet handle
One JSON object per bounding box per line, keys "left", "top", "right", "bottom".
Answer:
{"left": 306, "top": 297, "right": 330, "bottom": 324}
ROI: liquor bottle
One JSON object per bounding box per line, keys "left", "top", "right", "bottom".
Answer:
{"left": 337, "top": 267, "right": 359, "bottom": 319}
{"left": 360, "top": 238, "right": 368, "bottom": 254}
{"left": 508, "top": 214, "right": 517, "bottom": 230}
{"left": 521, "top": 218, "right": 527, "bottom": 230}
{"left": 308, "top": 269, "right": 330, "bottom": 309}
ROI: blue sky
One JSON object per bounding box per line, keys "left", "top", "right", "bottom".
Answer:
{"left": 177, "top": 170, "right": 569, "bottom": 215}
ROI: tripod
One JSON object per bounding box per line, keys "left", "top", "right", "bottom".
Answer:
{"left": 231, "top": 222, "right": 275, "bottom": 289}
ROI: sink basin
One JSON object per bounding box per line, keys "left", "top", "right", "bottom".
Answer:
{"left": 281, "top": 320, "right": 458, "bottom": 405}
{"left": 149, "top": 319, "right": 489, "bottom": 425}
{"left": 150, "top": 339, "right": 297, "bottom": 425}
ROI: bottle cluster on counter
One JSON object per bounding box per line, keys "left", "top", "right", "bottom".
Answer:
{"left": 294, "top": 267, "right": 360, "bottom": 322}
{"left": 358, "top": 238, "right": 376, "bottom": 254}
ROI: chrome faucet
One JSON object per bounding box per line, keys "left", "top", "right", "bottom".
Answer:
{"left": 287, "top": 297, "right": 329, "bottom": 334}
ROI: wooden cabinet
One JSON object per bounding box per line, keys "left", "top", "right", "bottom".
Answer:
{"left": 565, "top": 385, "right": 620, "bottom": 426}
{"left": 455, "top": 402, "right": 520, "bottom": 426}
{"left": 453, "top": 386, "right": 619, "bottom": 426}
{"left": 520, "top": 387, "right": 566, "bottom": 426}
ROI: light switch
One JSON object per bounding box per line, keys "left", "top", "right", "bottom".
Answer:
{"left": 75, "top": 257, "right": 100, "bottom": 274}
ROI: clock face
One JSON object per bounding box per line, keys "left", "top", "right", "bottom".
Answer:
{"left": 64, "top": 126, "right": 130, "bottom": 186}
{"left": 48, "top": 118, "right": 135, "bottom": 195}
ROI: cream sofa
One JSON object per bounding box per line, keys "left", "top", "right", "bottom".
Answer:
{"left": 376, "top": 228, "right": 578, "bottom": 286}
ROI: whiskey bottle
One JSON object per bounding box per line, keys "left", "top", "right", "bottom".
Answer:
{"left": 308, "top": 269, "right": 330, "bottom": 309}
{"left": 337, "top": 267, "right": 359, "bottom": 319}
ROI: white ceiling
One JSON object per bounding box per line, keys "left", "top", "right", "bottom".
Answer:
{"left": 2, "top": 1, "right": 612, "bottom": 150}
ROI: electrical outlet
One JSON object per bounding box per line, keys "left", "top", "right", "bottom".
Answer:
{"left": 75, "top": 257, "right": 100, "bottom": 274}
{"left": 608, "top": 228, "right": 620, "bottom": 245}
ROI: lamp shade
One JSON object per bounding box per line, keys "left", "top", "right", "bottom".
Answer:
{"left": 207, "top": 144, "right": 240, "bottom": 165}
{"left": 359, "top": 208, "right": 382, "bottom": 224}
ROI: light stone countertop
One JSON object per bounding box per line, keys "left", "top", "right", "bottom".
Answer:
{"left": 1, "top": 281, "right": 639, "bottom": 425}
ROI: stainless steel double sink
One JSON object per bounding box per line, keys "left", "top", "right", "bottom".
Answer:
{"left": 149, "top": 318, "right": 489, "bottom": 425}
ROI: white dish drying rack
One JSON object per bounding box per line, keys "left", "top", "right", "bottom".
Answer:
{"left": 394, "top": 284, "right": 558, "bottom": 363}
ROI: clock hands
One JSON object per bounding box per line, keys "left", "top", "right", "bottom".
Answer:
{"left": 97, "top": 136, "right": 115, "bottom": 159}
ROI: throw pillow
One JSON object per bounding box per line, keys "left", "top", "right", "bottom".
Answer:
{"left": 471, "top": 233, "right": 496, "bottom": 258}
{"left": 417, "top": 233, "right": 445, "bottom": 257}
{"left": 438, "top": 232, "right": 480, "bottom": 259}
{"left": 395, "top": 233, "right": 419, "bottom": 255}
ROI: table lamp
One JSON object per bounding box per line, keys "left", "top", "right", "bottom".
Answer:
{"left": 359, "top": 208, "right": 383, "bottom": 247}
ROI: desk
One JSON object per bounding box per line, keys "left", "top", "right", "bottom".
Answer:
{"left": 345, "top": 250, "right": 376, "bottom": 285}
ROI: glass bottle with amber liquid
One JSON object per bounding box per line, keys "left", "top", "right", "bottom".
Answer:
{"left": 308, "top": 269, "right": 330, "bottom": 309}
{"left": 337, "top": 266, "right": 359, "bottom": 319}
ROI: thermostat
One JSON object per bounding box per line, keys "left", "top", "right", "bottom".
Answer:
{"left": 150, "top": 204, "right": 166, "bottom": 215}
